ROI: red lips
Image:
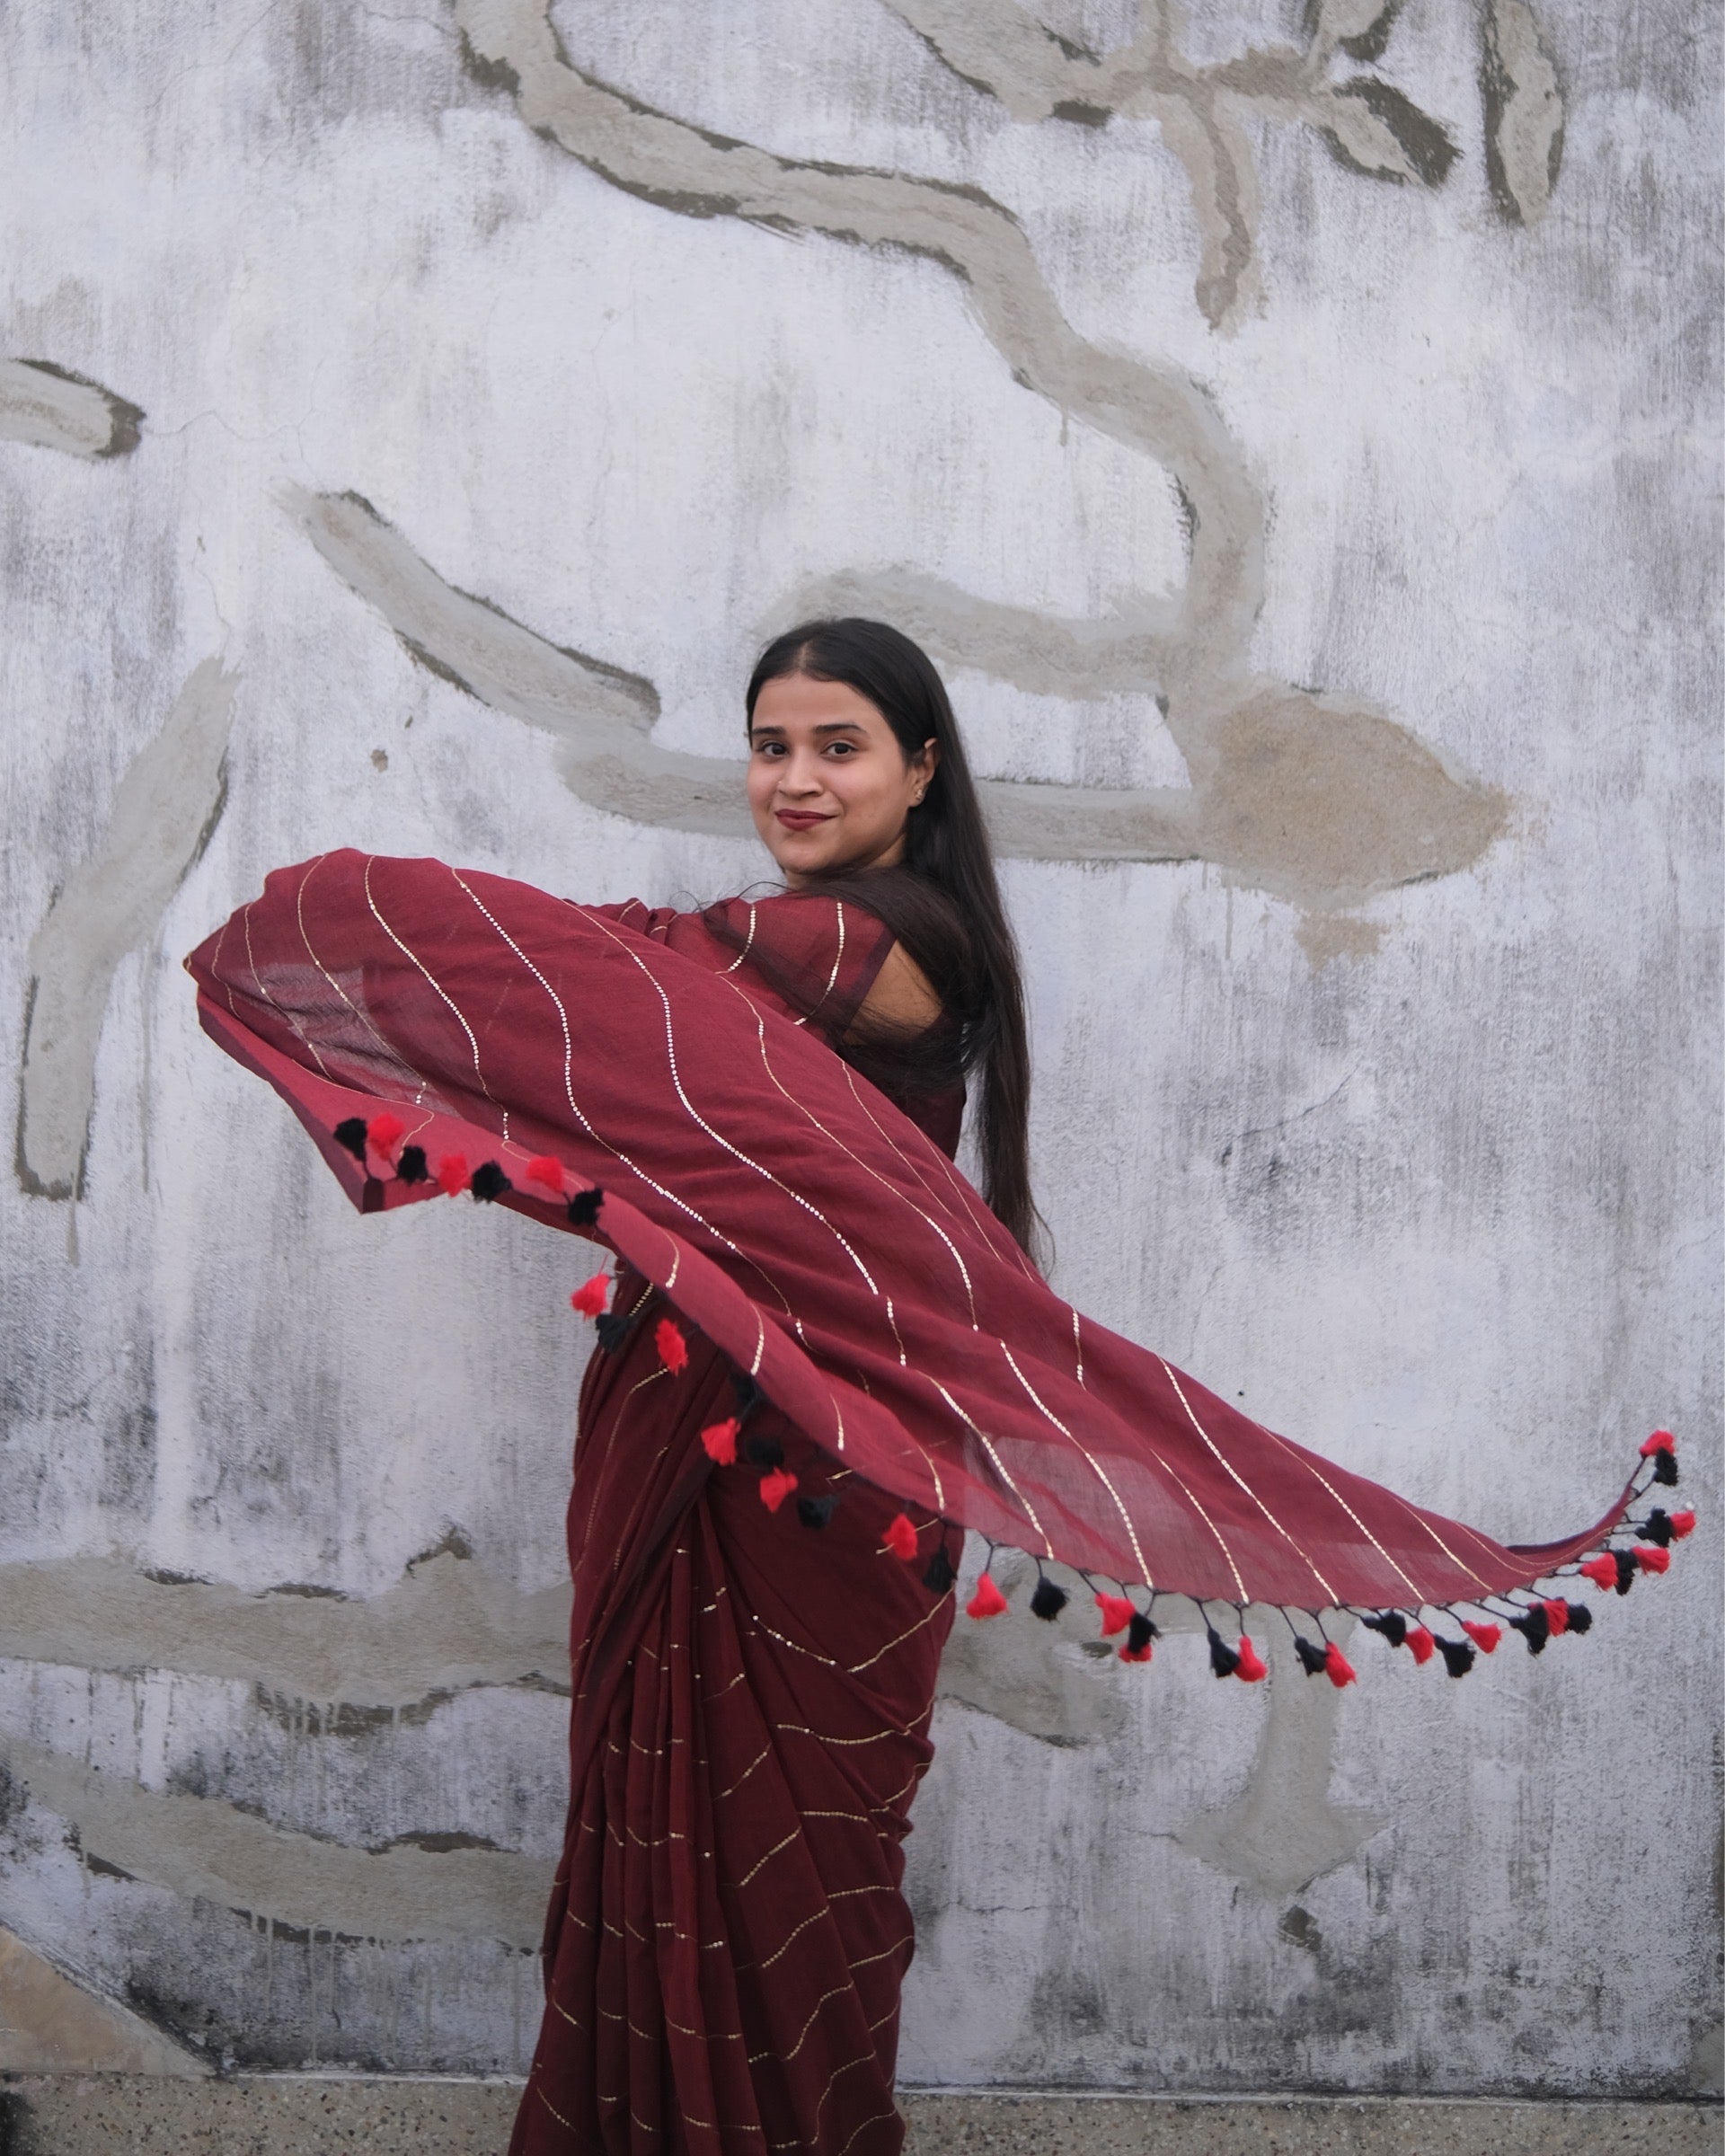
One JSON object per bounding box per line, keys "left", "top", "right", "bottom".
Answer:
{"left": 774, "top": 810, "right": 833, "bottom": 829}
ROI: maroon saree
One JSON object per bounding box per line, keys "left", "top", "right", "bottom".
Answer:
{"left": 186, "top": 852, "right": 1685, "bottom": 2152}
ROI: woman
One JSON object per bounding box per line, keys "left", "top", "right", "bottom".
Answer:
{"left": 512, "top": 621, "right": 1037, "bottom": 2152}
{"left": 185, "top": 621, "right": 1679, "bottom": 2154}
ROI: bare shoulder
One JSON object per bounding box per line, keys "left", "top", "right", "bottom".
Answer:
{"left": 854, "top": 938, "right": 942, "bottom": 1035}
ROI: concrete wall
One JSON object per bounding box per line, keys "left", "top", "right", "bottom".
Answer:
{"left": 0, "top": 0, "right": 1718, "bottom": 2100}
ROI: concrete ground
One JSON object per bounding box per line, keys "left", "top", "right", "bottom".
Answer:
{"left": 0, "top": 2079, "right": 1716, "bottom": 2154}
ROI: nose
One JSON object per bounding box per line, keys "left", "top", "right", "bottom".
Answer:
{"left": 777, "top": 749, "right": 826, "bottom": 799}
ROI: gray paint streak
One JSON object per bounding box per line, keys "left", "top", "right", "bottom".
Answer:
{"left": 0, "top": 1550, "right": 570, "bottom": 1708}
{"left": 1175, "top": 1614, "right": 1383, "bottom": 1895}
{"left": 791, "top": 571, "right": 1508, "bottom": 903}
{"left": 0, "top": 1926, "right": 207, "bottom": 2075}
{"left": 884, "top": 0, "right": 1463, "bottom": 329}
{"left": 291, "top": 487, "right": 754, "bottom": 835}
{"left": 940, "top": 1573, "right": 1376, "bottom": 1894}
{"left": 3, "top": 1737, "right": 550, "bottom": 1948}
{"left": 0, "top": 359, "right": 144, "bottom": 459}
{"left": 428, "top": 7, "right": 1508, "bottom": 915}
{"left": 18, "top": 659, "right": 235, "bottom": 1197}
{"left": 1481, "top": 0, "right": 1565, "bottom": 225}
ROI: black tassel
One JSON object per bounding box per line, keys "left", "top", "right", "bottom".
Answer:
{"left": 1508, "top": 1604, "right": 1551, "bottom": 1654}
{"left": 1613, "top": 1548, "right": 1638, "bottom": 1595}
{"left": 1652, "top": 1447, "right": 1678, "bottom": 1487}
{"left": 1294, "top": 1636, "right": 1330, "bottom": 1677}
{"left": 796, "top": 1493, "right": 838, "bottom": 1530}
{"left": 1563, "top": 1600, "right": 1592, "bottom": 1635}
{"left": 1127, "top": 1610, "right": 1158, "bottom": 1657}
{"left": 396, "top": 1144, "right": 429, "bottom": 1184}
{"left": 594, "top": 1311, "right": 633, "bottom": 1354}
{"left": 922, "top": 1545, "right": 956, "bottom": 1595}
{"left": 1030, "top": 1576, "right": 1069, "bottom": 1621}
{"left": 469, "top": 1161, "right": 511, "bottom": 1203}
{"left": 1436, "top": 1637, "right": 1475, "bottom": 1678}
{"left": 730, "top": 1371, "right": 765, "bottom": 1417}
{"left": 566, "top": 1186, "right": 603, "bottom": 1227}
{"left": 1641, "top": 1508, "right": 1674, "bottom": 1548}
{"left": 743, "top": 1433, "right": 783, "bottom": 1470}
{"left": 1361, "top": 1611, "right": 1409, "bottom": 1648}
{"left": 333, "top": 1118, "right": 368, "bottom": 1161}
{"left": 1208, "top": 1628, "right": 1240, "bottom": 1678}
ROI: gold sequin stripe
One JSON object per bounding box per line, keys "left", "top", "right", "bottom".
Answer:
{"left": 723, "top": 978, "right": 979, "bottom": 1328}
{"left": 836, "top": 1061, "right": 995, "bottom": 1244}
{"left": 445, "top": 864, "right": 799, "bottom": 1321}
{"left": 581, "top": 908, "right": 886, "bottom": 1299}
{"left": 998, "top": 1341, "right": 1157, "bottom": 1588}
{"left": 1238, "top": 1412, "right": 1474, "bottom": 1603}
{"left": 293, "top": 852, "right": 424, "bottom": 1102}
{"left": 789, "top": 897, "right": 847, "bottom": 1028}
{"left": 241, "top": 879, "right": 333, "bottom": 1080}
{"left": 836, "top": 2107, "right": 902, "bottom": 2156}
{"left": 364, "top": 860, "right": 499, "bottom": 1127}
{"left": 721, "top": 902, "right": 759, "bottom": 974}
{"left": 747, "top": 1591, "right": 953, "bottom": 1680}
{"left": 1157, "top": 1359, "right": 1336, "bottom": 1604}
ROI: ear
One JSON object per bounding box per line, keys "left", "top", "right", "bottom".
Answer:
{"left": 910, "top": 738, "right": 940, "bottom": 787}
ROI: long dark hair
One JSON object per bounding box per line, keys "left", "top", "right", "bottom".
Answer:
{"left": 745, "top": 618, "right": 1040, "bottom": 1258}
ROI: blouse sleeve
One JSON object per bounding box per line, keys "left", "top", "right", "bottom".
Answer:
{"left": 613, "top": 891, "right": 896, "bottom": 1042}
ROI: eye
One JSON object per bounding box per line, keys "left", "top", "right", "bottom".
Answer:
{"left": 825, "top": 741, "right": 856, "bottom": 757}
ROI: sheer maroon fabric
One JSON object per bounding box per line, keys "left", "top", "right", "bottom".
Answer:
{"left": 186, "top": 850, "right": 1668, "bottom": 2147}
{"left": 527, "top": 1268, "right": 959, "bottom": 2152}
{"left": 187, "top": 851, "right": 1641, "bottom": 1613}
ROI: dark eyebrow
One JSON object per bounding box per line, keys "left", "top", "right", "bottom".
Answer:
{"left": 748, "top": 720, "right": 869, "bottom": 740}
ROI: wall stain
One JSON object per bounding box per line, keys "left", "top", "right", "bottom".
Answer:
{"left": 1481, "top": 0, "right": 1565, "bottom": 225}
{"left": 0, "top": 358, "right": 144, "bottom": 459}
{"left": 886, "top": 0, "right": 1471, "bottom": 329}
{"left": 18, "top": 658, "right": 236, "bottom": 1200}
{"left": 440, "top": 0, "right": 1508, "bottom": 927}
{"left": 0, "top": 1548, "right": 571, "bottom": 1708}
{"left": 1176, "top": 1614, "right": 1384, "bottom": 1896}
{"left": 0, "top": 1736, "right": 550, "bottom": 1948}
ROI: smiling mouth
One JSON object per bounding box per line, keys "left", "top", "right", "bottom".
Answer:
{"left": 774, "top": 810, "right": 834, "bottom": 829}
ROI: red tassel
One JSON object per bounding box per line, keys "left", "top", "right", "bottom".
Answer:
{"left": 435, "top": 1153, "right": 469, "bottom": 1197}
{"left": 700, "top": 1418, "right": 739, "bottom": 1465}
{"left": 966, "top": 1574, "right": 1008, "bottom": 1620}
{"left": 1542, "top": 1597, "right": 1570, "bottom": 1636}
{"left": 1579, "top": 1552, "right": 1619, "bottom": 1590}
{"left": 570, "top": 1272, "right": 609, "bottom": 1318}
{"left": 1118, "top": 1639, "right": 1154, "bottom": 1664}
{"left": 655, "top": 1318, "right": 688, "bottom": 1374}
{"left": 1461, "top": 1621, "right": 1501, "bottom": 1653}
{"left": 882, "top": 1514, "right": 918, "bottom": 1562}
{"left": 758, "top": 1467, "right": 798, "bottom": 1513}
{"left": 1095, "top": 1593, "right": 1135, "bottom": 1638}
{"left": 1405, "top": 1625, "right": 1435, "bottom": 1666}
{"left": 1323, "top": 1642, "right": 1356, "bottom": 1689}
{"left": 1670, "top": 1509, "right": 1696, "bottom": 1540}
{"left": 1640, "top": 1428, "right": 1676, "bottom": 1456}
{"left": 367, "top": 1111, "right": 405, "bottom": 1156}
{"left": 526, "top": 1155, "right": 564, "bottom": 1197}
{"left": 1633, "top": 1543, "right": 1670, "bottom": 1574}
{"left": 1234, "top": 1635, "right": 1267, "bottom": 1683}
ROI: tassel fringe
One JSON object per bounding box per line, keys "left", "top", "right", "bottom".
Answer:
{"left": 338, "top": 1129, "right": 1686, "bottom": 1701}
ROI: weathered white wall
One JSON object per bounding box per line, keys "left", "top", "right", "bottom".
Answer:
{"left": 1, "top": 0, "right": 1718, "bottom": 2099}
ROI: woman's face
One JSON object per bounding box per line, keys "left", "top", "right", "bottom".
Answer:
{"left": 747, "top": 673, "right": 937, "bottom": 885}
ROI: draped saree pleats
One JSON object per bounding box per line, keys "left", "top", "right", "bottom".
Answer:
{"left": 515, "top": 1274, "right": 957, "bottom": 2155}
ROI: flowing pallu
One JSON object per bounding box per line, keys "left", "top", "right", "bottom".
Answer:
{"left": 187, "top": 851, "right": 1685, "bottom": 2151}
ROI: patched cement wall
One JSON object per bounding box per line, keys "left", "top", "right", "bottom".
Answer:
{"left": 0, "top": 0, "right": 1718, "bottom": 2099}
